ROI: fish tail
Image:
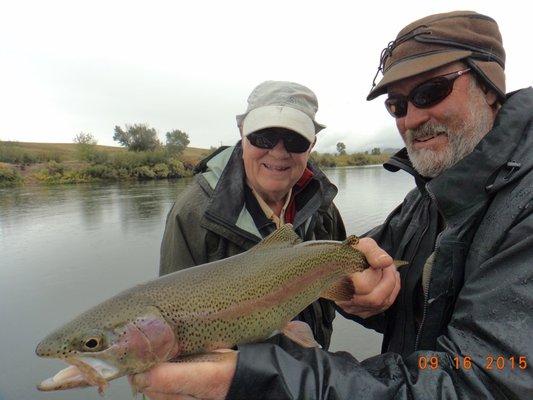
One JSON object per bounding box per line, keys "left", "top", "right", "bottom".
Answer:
{"left": 343, "top": 235, "right": 408, "bottom": 269}
{"left": 320, "top": 235, "right": 408, "bottom": 302}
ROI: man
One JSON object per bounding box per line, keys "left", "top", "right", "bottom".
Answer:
{"left": 133, "top": 11, "right": 532, "bottom": 399}
{"left": 159, "top": 80, "right": 397, "bottom": 350}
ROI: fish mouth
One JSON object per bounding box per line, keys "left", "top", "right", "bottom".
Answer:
{"left": 37, "top": 356, "right": 120, "bottom": 394}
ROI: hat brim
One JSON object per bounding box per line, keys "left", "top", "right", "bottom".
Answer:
{"left": 241, "top": 106, "right": 318, "bottom": 142}
{"left": 367, "top": 49, "right": 473, "bottom": 100}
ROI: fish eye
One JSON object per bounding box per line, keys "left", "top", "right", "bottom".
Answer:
{"left": 82, "top": 336, "right": 103, "bottom": 351}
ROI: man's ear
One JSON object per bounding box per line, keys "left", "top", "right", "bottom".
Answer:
{"left": 485, "top": 90, "right": 499, "bottom": 107}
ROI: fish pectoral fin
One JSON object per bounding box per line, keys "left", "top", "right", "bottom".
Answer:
{"left": 320, "top": 276, "right": 355, "bottom": 302}
{"left": 282, "top": 321, "right": 321, "bottom": 348}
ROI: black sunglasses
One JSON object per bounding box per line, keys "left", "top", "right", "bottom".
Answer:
{"left": 384, "top": 68, "right": 471, "bottom": 118}
{"left": 246, "top": 128, "right": 311, "bottom": 153}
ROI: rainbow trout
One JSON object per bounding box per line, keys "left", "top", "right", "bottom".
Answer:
{"left": 35, "top": 224, "right": 394, "bottom": 393}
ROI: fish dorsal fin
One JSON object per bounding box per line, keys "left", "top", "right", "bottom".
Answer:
{"left": 252, "top": 223, "right": 302, "bottom": 250}
{"left": 320, "top": 276, "right": 355, "bottom": 302}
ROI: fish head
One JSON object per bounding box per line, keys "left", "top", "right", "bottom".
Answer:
{"left": 36, "top": 302, "right": 179, "bottom": 393}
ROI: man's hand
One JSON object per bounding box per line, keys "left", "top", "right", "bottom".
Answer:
{"left": 129, "top": 350, "right": 237, "bottom": 400}
{"left": 336, "top": 237, "right": 401, "bottom": 318}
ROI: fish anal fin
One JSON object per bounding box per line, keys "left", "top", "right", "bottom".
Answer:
{"left": 320, "top": 276, "right": 354, "bottom": 302}
{"left": 253, "top": 223, "right": 302, "bottom": 250}
{"left": 282, "top": 321, "right": 321, "bottom": 348}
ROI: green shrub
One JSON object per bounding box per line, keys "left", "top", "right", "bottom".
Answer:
{"left": 0, "top": 166, "right": 22, "bottom": 187}
{"left": 76, "top": 145, "right": 99, "bottom": 162}
{"left": 108, "top": 151, "right": 166, "bottom": 170}
{"left": 116, "top": 168, "right": 130, "bottom": 179}
{"left": 167, "top": 158, "right": 188, "bottom": 178}
{"left": 133, "top": 165, "right": 156, "bottom": 179}
{"left": 46, "top": 161, "right": 65, "bottom": 175}
{"left": 310, "top": 150, "right": 389, "bottom": 168}
{"left": 59, "top": 170, "right": 89, "bottom": 184}
{"left": 153, "top": 163, "right": 169, "bottom": 179}
{"left": 84, "top": 164, "right": 118, "bottom": 180}
{"left": 143, "top": 150, "right": 168, "bottom": 166}
{"left": 108, "top": 152, "right": 142, "bottom": 170}
{"left": 34, "top": 161, "right": 65, "bottom": 183}
{"left": 347, "top": 153, "right": 371, "bottom": 166}
{"left": 88, "top": 150, "right": 110, "bottom": 164}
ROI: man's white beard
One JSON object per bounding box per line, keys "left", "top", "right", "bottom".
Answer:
{"left": 404, "top": 93, "right": 494, "bottom": 178}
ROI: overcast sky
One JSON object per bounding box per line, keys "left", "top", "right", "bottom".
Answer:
{"left": 1, "top": 1, "right": 531, "bottom": 153}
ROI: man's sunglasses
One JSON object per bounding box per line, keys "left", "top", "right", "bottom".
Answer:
{"left": 246, "top": 128, "right": 311, "bottom": 153}
{"left": 384, "top": 68, "right": 471, "bottom": 118}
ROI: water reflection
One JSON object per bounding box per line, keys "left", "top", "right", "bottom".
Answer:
{"left": 327, "top": 165, "right": 412, "bottom": 234}
{"left": 77, "top": 184, "right": 110, "bottom": 229}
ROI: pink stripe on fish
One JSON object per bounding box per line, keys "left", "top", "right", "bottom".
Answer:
{"left": 209, "top": 261, "right": 343, "bottom": 320}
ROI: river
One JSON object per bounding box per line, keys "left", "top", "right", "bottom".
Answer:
{"left": 0, "top": 165, "right": 414, "bottom": 400}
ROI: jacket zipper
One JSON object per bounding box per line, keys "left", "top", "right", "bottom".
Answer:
{"left": 398, "top": 195, "right": 430, "bottom": 352}
{"left": 414, "top": 250, "right": 434, "bottom": 350}
{"left": 414, "top": 187, "right": 443, "bottom": 350}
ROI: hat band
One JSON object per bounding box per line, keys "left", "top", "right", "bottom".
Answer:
{"left": 414, "top": 35, "right": 505, "bottom": 67}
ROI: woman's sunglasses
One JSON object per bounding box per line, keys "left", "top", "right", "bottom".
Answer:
{"left": 384, "top": 68, "right": 471, "bottom": 118}
{"left": 246, "top": 128, "right": 311, "bottom": 153}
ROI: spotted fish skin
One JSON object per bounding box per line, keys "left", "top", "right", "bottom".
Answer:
{"left": 35, "top": 224, "right": 369, "bottom": 392}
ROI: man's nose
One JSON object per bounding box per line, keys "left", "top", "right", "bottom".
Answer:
{"left": 402, "top": 102, "right": 431, "bottom": 131}
{"left": 269, "top": 139, "right": 290, "bottom": 157}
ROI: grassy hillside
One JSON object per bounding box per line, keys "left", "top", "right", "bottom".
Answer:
{"left": 0, "top": 141, "right": 210, "bottom": 164}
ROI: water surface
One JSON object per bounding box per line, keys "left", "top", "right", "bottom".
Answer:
{"left": 0, "top": 166, "right": 413, "bottom": 399}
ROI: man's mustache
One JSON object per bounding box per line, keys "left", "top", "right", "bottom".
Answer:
{"left": 406, "top": 124, "right": 449, "bottom": 142}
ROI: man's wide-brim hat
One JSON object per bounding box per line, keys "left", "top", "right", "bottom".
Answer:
{"left": 367, "top": 11, "right": 506, "bottom": 101}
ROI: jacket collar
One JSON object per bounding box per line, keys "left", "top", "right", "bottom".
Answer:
{"left": 384, "top": 87, "right": 533, "bottom": 219}
{"left": 197, "top": 141, "right": 338, "bottom": 244}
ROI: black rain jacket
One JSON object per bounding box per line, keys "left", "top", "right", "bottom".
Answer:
{"left": 159, "top": 142, "right": 346, "bottom": 349}
{"left": 227, "top": 88, "right": 533, "bottom": 400}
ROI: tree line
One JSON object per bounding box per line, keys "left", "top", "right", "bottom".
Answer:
{"left": 74, "top": 123, "right": 190, "bottom": 156}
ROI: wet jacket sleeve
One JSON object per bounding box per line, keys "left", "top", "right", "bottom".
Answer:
{"left": 227, "top": 213, "right": 533, "bottom": 400}
{"left": 159, "top": 182, "right": 208, "bottom": 276}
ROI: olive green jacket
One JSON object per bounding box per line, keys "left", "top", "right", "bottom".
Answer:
{"left": 159, "top": 143, "right": 346, "bottom": 349}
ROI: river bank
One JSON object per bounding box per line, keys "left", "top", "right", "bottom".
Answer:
{"left": 0, "top": 141, "right": 394, "bottom": 187}
{"left": 0, "top": 141, "right": 210, "bottom": 187}
{"left": 0, "top": 158, "right": 195, "bottom": 187}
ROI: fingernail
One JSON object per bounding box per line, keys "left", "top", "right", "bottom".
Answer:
{"left": 378, "top": 254, "right": 391, "bottom": 264}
